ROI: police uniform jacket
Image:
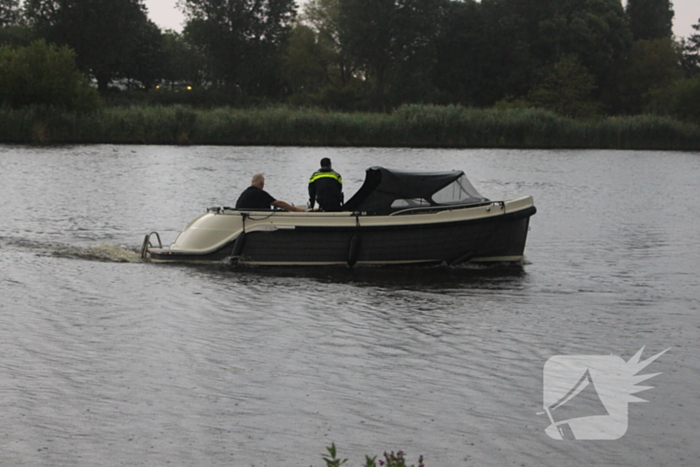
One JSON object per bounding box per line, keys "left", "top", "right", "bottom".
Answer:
{"left": 308, "top": 167, "right": 343, "bottom": 211}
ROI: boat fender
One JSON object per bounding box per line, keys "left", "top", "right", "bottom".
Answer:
{"left": 347, "top": 234, "right": 361, "bottom": 267}
{"left": 231, "top": 232, "right": 246, "bottom": 258}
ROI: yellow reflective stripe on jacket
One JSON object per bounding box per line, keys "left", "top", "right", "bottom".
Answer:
{"left": 309, "top": 172, "right": 342, "bottom": 184}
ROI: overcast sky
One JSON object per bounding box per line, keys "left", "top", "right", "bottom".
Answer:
{"left": 144, "top": 0, "right": 699, "bottom": 39}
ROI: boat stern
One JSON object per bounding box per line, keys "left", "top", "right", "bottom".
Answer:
{"left": 141, "top": 209, "right": 247, "bottom": 262}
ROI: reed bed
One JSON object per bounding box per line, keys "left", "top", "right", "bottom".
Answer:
{"left": 1, "top": 104, "right": 698, "bottom": 150}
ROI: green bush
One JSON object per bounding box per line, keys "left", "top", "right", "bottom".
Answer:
{"left": 657, "top": 78, "right": 700, "bottom": 124}
{"left": 0, "top": 40, "right": 101, "bottom": 111}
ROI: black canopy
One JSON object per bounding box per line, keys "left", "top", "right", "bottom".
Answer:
{"left": 343, "top": 167, "right": 488, "bottom": 214}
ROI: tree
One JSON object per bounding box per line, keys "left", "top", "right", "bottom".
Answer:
{"left": 24, "top": 0, "right": 153, "bottom": 92}
{"left": 302, "top": 0, "right": 355, "bottom": 89}
{"left": 121, "top": 19, "right": 165, "bottom": 89}
{"left": 626, "top": 0, "right": 674, "bottom": 41}
{"left": 0, "top": 0, "right": 30, "bottom": 47}
{"left": 283, "top": 16, "right": 364, "bottom": 109}
{"left": 655, "top": 77, "right": 700, "bottom": 123}
{"left": 469, "top": 0, "right": 535, "bottom": 105}
{"left": 282, "top": 24, "right": 328, "bottom": 96}
{"left": 469, "top": 0, "right": 631, "bottom": 107}
{"left": 0, "top": 40, "right": 101, "bottom": 110}
{"left": 526, "top": 55, "right": 600, "bottom": 117}
{"left": 434, "top": 0, "right": 527, "bottom": 106}
{"left": 389, "top": 0, "right": 450, "bottom": 105}
{"left": 161, "top": 31, "right": 209, "bottom": 87}
{"left": 181, "top": 0, "right": 296, "bottom": 98}
{"left": 0, "top": 24, "right": 34, "bottom": 47}
{"left": 563, "top": 0, "right": 632, "bottom": 106}
{"left": 610, "top": 38, "right": 682, "bottom": 114}
{"left": 681, "top": 18, "right": 700, "bottom": 77}
{"left": 433, "top": 1, "right": 474, "bottom": 104}
{"left": 338, "top": 0, "right": 448, "bottom": 109}
{"left": 0, "top": 0, "right": 20, "bottom": 27}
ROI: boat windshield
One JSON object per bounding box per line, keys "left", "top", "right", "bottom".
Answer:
{"left": 431, "top": 174, "right": 485, "bottom": 205}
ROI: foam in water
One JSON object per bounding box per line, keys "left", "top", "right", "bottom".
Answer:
{"left": 1, "top": 236, "right": 143, "bottom": 263}
{"left": 76, "top": 243, "right": 143, "bottom": 263}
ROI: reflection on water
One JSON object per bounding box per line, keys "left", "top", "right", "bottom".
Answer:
{"left": 228, "top": 262, "right": 527, "bottom": 291}
{"left": 0, "top": 145, "right": 698, "bottom": 467}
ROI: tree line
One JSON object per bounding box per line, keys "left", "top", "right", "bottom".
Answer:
{"left": 1, "top": 0, "right": 699, "bottom": 121}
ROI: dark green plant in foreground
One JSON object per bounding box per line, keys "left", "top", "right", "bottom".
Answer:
{"left": 316, "top": 444, "right": 425, "bottom": 467}
{"left": 320, "top": 442, "right": 347, "bottom": 466}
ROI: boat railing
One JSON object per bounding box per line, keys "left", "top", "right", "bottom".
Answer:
{"left": 207, "top": 206, "right": 351, "bottom": 217}
{"left": 388, "top": 201, "right": 494, "bottom": 216}
{"left": 204, "top": 204, "right": 500, "bottom": 218}
{"left": 207, "top": 206, "right": 286, "bottom": 218}
{"left": 140, "top": 231, "right": 163, "bottom": 258}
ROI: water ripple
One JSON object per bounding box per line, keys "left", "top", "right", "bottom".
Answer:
{"left": 1, "top": 146, "right": 698, "bottom": 466}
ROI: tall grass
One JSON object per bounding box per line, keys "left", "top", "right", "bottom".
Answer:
{"left": 1, "top": 104, "right": 698, "bottom": 150}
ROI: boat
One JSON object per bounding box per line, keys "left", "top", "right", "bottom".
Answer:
{"left": 140, "top": 167, "right": 536, "bottom": 266}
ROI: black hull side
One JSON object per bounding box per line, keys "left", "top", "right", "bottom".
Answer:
{"left": 239, "top": 207, "right": 535, "bottom": 265}
{"left": 149, "top": 207, "right": 535, "bottom": 265}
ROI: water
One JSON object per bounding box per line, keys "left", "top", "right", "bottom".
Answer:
{"left": 1, "top": 145, "right": 698, "bottom": 466}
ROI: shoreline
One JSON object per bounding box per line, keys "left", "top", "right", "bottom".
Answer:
{"left": 1, "top": 105, "right": 699, "bottom": 151}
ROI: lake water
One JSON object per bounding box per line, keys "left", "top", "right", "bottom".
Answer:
{"left": 0, "top": 145, "right": 698, "bottom": 466}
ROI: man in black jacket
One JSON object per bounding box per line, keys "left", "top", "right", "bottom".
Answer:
{"left": 308, "top": 158, "right": 343, "bottom": 211}
{"left": 236, "top": 174, "right": 304, "bottom": 211}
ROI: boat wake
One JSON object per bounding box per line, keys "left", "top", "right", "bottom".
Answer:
{"left": 53, "top": 242, "right": 143, "bottom": 263}
{"left": 1, "top": 236, "right": 143, "bottom": 263}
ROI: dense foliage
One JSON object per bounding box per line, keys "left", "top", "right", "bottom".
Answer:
{"left": 626, "top": 0, "right": 674, "bottom": 41}
{"left": 181, "top": 0, "right": 297, "bottom": 97}
{"left": 0, "top": 40, "right": 100, "bottom": 110}
{"left": 24, "top": 0, "right": 157, "bottom": 92}
{"left": 0, "top": 0, "right": 698, "bottom": 126}
{"left": 0, "top": 0, "right": 20, "bottom": 27}
{"left": 681, "top": 21, "right": 700, "bottom": 77}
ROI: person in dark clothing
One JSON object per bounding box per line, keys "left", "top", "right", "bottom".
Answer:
{"left": 236, "top": 174, "right": 304, "bottom": 211}
{"left": 308, "top": 157, "right": 343, "bottom": 211}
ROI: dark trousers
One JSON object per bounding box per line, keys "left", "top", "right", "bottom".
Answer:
{"left": 318, "top": 198, "right": 342, "bottom": 212}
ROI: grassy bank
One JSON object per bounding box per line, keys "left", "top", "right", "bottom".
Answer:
{"left": 1, "top": 104, "right": 699, "bottom": 150}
